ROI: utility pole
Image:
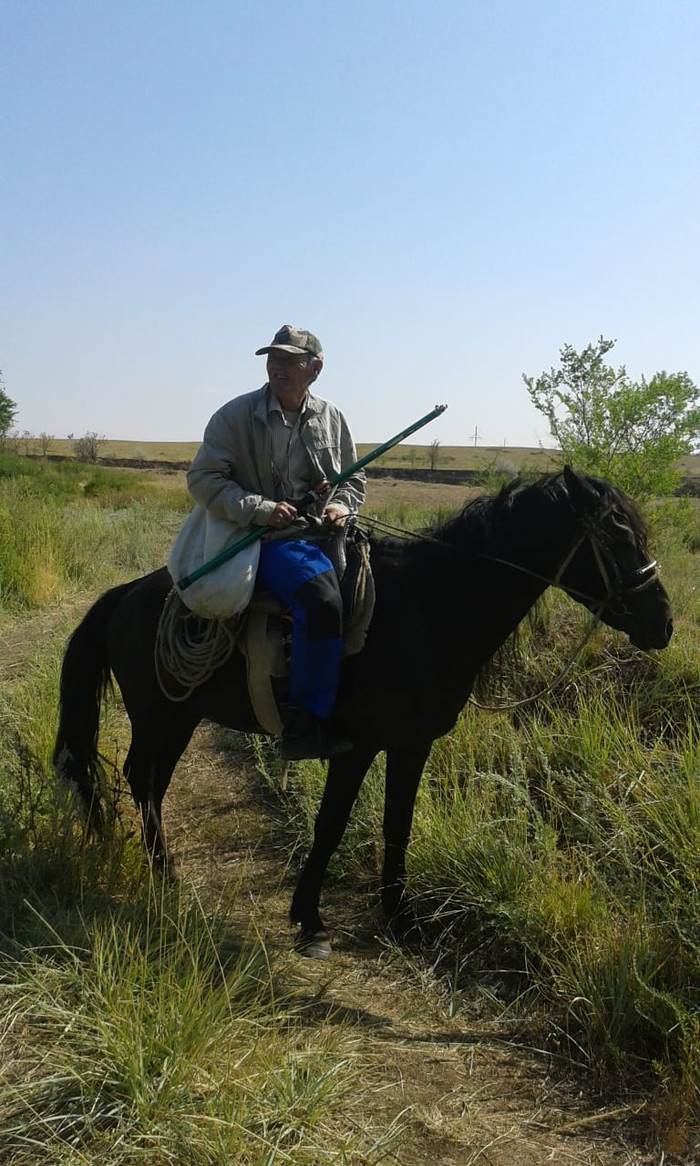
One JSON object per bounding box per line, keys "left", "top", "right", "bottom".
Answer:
{"left": 471, "top": 426, "right": 479, "bottom": 447}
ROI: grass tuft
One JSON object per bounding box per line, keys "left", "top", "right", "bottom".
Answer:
{"left": 0, "top": 885, "right": 384, "bottom": 1164}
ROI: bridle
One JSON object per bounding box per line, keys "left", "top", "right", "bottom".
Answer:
{"left": 465, "top": 502, "right": 661, "bottom": 711}
{"left": 358, "top": 500, "right": 660, "bottom": 611}
{"left": 467, "top": 501, "right": 660, "bottom": 615}
{"left": 363, "top": 499, "right": 660, "bottom": 713}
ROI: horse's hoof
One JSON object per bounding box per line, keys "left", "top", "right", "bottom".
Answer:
{"left": 294, "top": 928, "right": 332, "bottom": 961}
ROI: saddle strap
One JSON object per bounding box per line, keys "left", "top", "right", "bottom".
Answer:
{"left": 244, "top": 608, "right": 285, "bottom": 734}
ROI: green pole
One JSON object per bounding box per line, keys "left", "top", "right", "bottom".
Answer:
{"left": 176, "top": 403, "right": 447, "bottom": 591}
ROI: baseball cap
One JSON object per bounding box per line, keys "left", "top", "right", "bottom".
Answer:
{"left": 255, "top": 324, "right": 323, "bottom": 360}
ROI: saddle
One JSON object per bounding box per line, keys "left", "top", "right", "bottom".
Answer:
{"left": 240, "top": 522, "right": 375, "bottom": 733}
{"left": 154, "top": 522, "right": 375, "bottom": 728}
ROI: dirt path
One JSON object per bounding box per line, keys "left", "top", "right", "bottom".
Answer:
{"left": 161, "top": 723, "right": 667, "bottom": 1166}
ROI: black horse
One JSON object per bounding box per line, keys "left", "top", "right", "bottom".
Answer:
{"left": 54, "top": 467, "right": 672, "bottom": 958}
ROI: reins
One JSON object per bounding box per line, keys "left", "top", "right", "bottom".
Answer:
{"left": 465, "top": 513, "right": 611, "bottom": 710}
{"left": 357, "top": 505, "right": 660, "bottom": 712}
{"left": 358, "top": 509, "right": 658, "bottom": 608}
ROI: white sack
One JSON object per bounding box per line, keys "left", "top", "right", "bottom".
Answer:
{"left": 168, "top": 505, "right": 260, "bottom": 620}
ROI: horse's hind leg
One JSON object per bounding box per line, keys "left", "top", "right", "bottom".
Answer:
{"left": 290, "top": 744, "right": 377, "bottom": 959}
{"left": 381, "top": 741, "right": 432, "bottom": 935}
{"left": 124, "top": 710, "right": 199, "bottom": 876}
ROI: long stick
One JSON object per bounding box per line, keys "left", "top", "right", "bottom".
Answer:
{"left": 176, "top": 403, "right": 447, "bottom": 591}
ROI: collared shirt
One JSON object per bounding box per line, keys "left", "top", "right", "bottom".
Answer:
{"left": 187, "top": 384, "right": 366, "bottom": 532}
{"left": 266, "top": 393, "right": 315, "bottom": 502}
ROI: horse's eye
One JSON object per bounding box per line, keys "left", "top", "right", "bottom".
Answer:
{"left": 610, "top": 510, "right": 633, "bottom": 535}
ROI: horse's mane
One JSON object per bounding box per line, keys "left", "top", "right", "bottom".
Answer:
{"left": 364, "top": 475, "right": 557, "bottom": 560}
{"left": 431, "top": 470, "right": 648, "bottom": 550}
{"left": 365, "top": 469, "right": 649, "bottom": 580}
{"left": 427, "top": 469, "right": 649, "bottom": 701}
{"left": 432, "top": 473, "right": 561, "bottom": 546}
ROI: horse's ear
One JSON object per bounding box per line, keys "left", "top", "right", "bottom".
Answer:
{"left": 563, "top": 465, "right": 600, "bottom": 514}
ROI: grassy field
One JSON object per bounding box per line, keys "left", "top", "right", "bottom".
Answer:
{"left": 8, "top": 434, "right": 559, "bottom": 470}
{"left": 9, "top": 434, "right": 700, "bottom": 485}
{"left": 0, "top": 454, "right": 699, "bottom": 1161}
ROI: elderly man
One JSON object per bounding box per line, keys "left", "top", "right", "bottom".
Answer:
{"left": 187, "top": 325, "right": 366, "bottom": 760}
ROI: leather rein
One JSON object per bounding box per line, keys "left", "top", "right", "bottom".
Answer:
{"left": 467, "top": 503, "right": 660, "bottom": 710}
{"left": 471, "top": 503, "right": 659, "bottom": 610}
{"left": 359, "top": 503, "right": 660, "bottom": 712}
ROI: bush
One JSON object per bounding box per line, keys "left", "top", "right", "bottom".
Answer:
{"left": 73, "top": 431, "right": 107, "bottom": 462}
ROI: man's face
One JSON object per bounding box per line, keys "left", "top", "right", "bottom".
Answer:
{"left": 266, "top": 351, "right": 320, "bottom": 408}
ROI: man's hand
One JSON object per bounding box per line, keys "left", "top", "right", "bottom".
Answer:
{"left": 268, "top": 501, "right": 297, "bottom": 529}
{"left": 323, "top": 504, "right": 347, "bottom": 528}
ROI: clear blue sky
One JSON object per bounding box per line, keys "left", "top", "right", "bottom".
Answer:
{"left": 3, "top": 0, "right": 699, "bottom": 448}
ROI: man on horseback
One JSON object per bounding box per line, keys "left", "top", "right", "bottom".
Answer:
{"left": 187, "top": 325, "right": 366, "bottom": 761}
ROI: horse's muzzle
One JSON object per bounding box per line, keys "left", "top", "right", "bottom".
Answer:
{"left": 628, "top": 615, "right": 673, "bottom": 651}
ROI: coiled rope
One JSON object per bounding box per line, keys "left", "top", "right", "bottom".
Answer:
{"left": 155, "top": 588, "right": 243, "bottom": 702}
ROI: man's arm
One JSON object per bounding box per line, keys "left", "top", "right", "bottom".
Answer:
{"left": 187, "top": 407, "right": 276, "bottom": 527}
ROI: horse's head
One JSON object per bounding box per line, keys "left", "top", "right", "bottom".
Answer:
{"left": 557, "top": 466, "right": 673, "bottom": 650}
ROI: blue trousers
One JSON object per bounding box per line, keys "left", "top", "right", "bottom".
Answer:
{"left": 257, "top": 539, "right": 343, "bottom": 719}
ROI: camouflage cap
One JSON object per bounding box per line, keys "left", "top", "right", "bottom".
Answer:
{"left": 255, "top": 324, "right": 323, "bottom": 360}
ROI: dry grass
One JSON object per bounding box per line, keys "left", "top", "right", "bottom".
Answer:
{"left": 9, "top": 436, "right": 576, "bottom": 472}
{"left": 34, "top": 438, "right": 201, "bottom": 462}
{"left": 13, "top": 436, "right": 700, "bottom": 486}
{"left": 15, "top": 436, "right": 556, "bottom": 469}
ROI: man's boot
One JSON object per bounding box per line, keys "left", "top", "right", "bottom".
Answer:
{"left": 280, "top": 705, "right": 353, "bottom": 762}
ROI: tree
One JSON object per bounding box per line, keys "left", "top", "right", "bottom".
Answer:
{"left": 523, "top": 337, "right": 700, "bottom": 500}
{"left": 0, "top": 371, "right": 18, "bottom": 446}
{"left": 73, "top": 431, "right": 106, "bottom": 463}
{"left": 428, "top": 438, "right": 441, "bottom": 470}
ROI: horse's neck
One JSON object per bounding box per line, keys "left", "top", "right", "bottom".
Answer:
{"left": 429, "top": 498, "right": 574, "bottom": 667}
{"left": 475, "top": 494, "right": 573, "bottom": 577}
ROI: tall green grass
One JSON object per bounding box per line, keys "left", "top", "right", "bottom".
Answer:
{"left": 257, "top": 505, "right": 700, "bottom": 1150}
{"left": 0, "top": 730, "right": 397, "bottom": 1165}
{"left": 0, "top": 874, "right": 391, "bottom": 1165}
{"left": 0, "top": 457, "right": 400, "bottom": 1164}
{"left": 0, "top": 452, "right": 189, "bottom": 506}
{"left": 0, "top": 457, "right": 188, "bottom": 608}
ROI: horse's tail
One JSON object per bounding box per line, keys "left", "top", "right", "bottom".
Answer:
{"left": 53, "top": 579, "right": 137, "bottom": 831}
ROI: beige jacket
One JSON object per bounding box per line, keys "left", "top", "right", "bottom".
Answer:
{"left": 187, "top": 385, "right": 366, "bottom": 533}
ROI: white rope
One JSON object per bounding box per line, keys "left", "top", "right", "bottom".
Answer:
{"left": 154, "top": 588, "right": 242, "bottom": 702}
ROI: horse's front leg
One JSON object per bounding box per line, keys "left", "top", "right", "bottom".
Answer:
{"left": 381, "top": 740, "right": 432, "bottom": 937}
{"left": 290, "top": 744, "right": 377, "bottom": 960}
